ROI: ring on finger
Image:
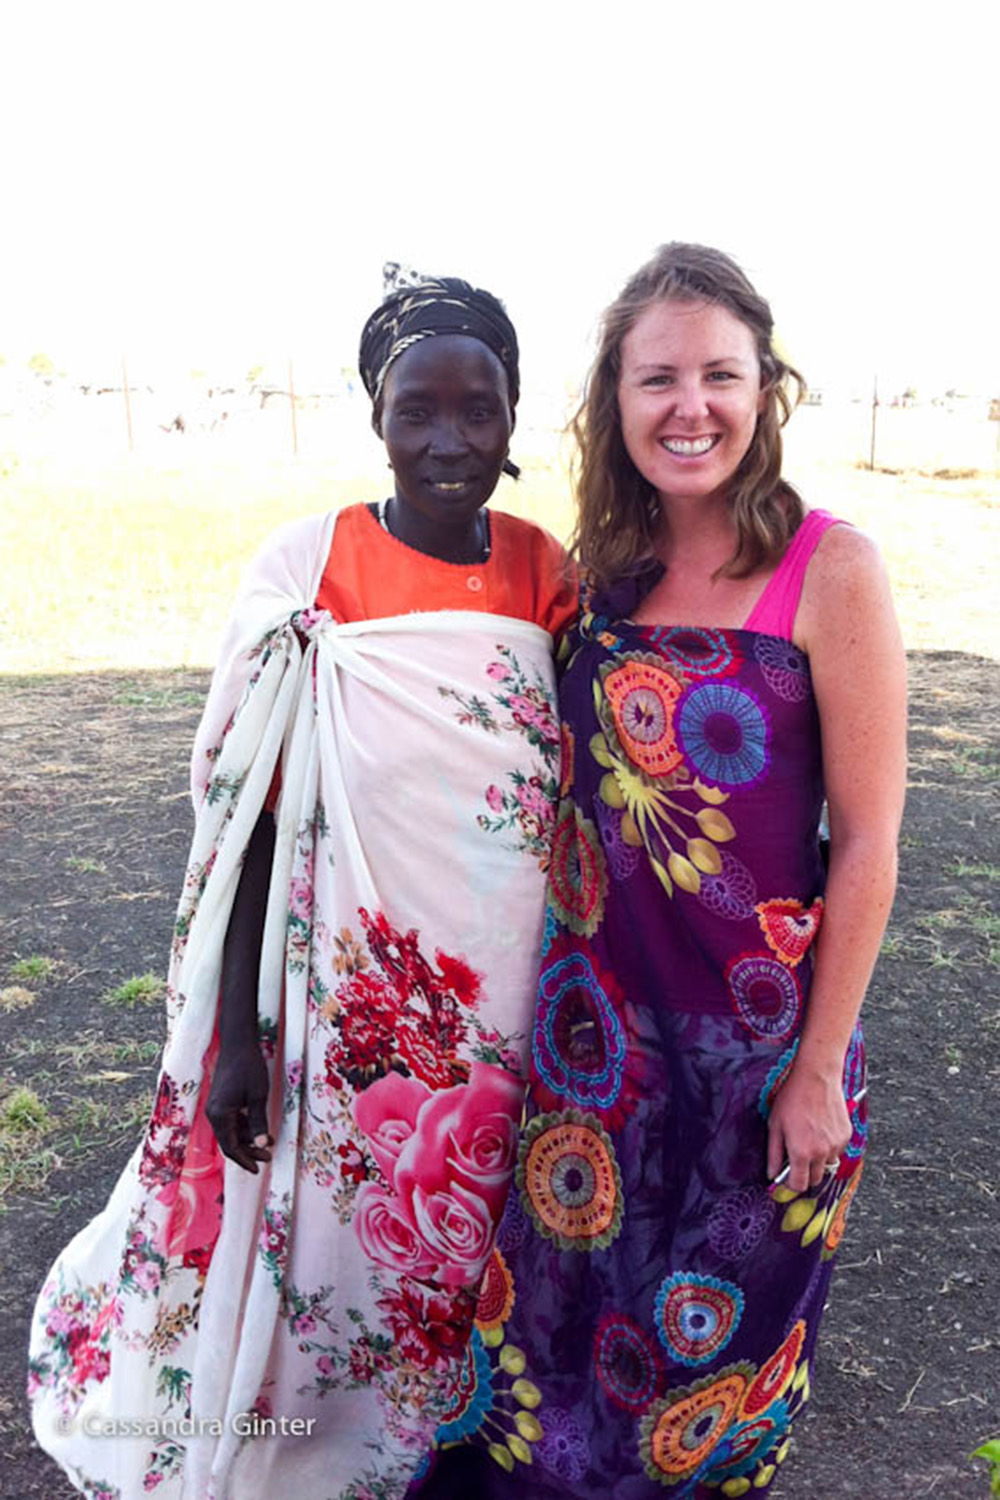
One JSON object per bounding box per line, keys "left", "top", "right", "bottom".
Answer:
{"left": 823, "top": 1160, "right": 839, "bottom": 1174}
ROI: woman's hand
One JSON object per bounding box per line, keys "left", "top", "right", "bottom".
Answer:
{"left": 206, "top": 1035, "right": 273, "bottom": 1173}
{"left": 766, "top": 1060, "right": 852, "bottom": 1194}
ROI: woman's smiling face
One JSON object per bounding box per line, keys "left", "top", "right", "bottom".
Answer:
{"left": 380, "top": 335, "right": 513, "bottom": 534}
{"left": 617, "top": 298, "right": 764, "bottom": 507}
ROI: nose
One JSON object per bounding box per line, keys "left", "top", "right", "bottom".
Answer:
{"left": 427, "top": 416, "right": 470, "bottom": 459}
{"left": 669, "top": 378, "right": 710, "bottom": 422}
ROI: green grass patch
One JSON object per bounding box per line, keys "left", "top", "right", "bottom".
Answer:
{"left": 112, "top": 1038, "right": 162, "bottom": 1064}
{"left": 949, "top": 859, "right": 1000, "bottom": 881}
{"left": 0, "top": 1087, "right": 52, "bottom": 1134}
{"left": 111, "top": 683, "right": 204, "bottom": 708}
{"left": 9, "top": 954, "right": 56, "bottom": 982}
{"left": 65, "top": 855, "right": 109, "bottom": 874}
{"left": 0, "top": 1087, "right": 60, "bottom": 1199}
{"left": 969, "top": 909, "right": 1000, "bottom": 941}
{"left": 101, "top": 972, "right": 164, "bottom": 1008}
{"left": 954, "top": 745, "right": 1000, "bottom": 780}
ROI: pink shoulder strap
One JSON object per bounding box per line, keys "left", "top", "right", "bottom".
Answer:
{"left": 743, "top": 509, "right": 847, "bottom": 639}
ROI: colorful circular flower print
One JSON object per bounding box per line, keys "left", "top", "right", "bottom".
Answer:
{"left": 825, "top": 1161, "right": 864, "bottom": 1256}
{"left": 603, "top": 660, "right": 684, "bottom": 778}
{"left": 842, "top": 1023, "right": 868, "bottom": 1166}
{"left": 594, "top": 1314, "right": 661, "bottom": 1412}
{"left": 654, "top": 626, "right": 741, "bottom": 679}
{"left": 541, "top": 903, "right": 561, "bottom": 958}
{"left": 533, "top": 950, "right": 628, "bottom": 1114}
{"left": 536, "top": 1406, "right": 589, "bottom": 1481}
{"left": 727, "top": 954, "right": 802, "bottom": 1043}
{"left": 654, "top": 1272, "right": 745, "bottom": 1366}
{"left": 474, "top": 1247, "right": 515, "bottom": 1333}
{"left": 754, "top": 635, "right": 811, "bottom": 702}
{"left": 739, "top": 1321, "right": 805, "bottom": 1419}
{"left": 697, "top": 851, "right": 758, "bottom": 921}
{"left": 435, "top": 1328, "right": 495, "bottom": 1442}
{"left": 755, "top": 897, "right": 824, "bottom": 968}
{"left": 757, "top": 1041, "right": 800, "bottom": 1119}
{"left": 677, "top": 682, "right": 771, "bottom": 790}
{"left": 706, "top": 1400, "right": 791, "bottom": 1482}
{"left": 548, "top": 804, "right": 608, "bottom": 938}
{"left": 517, "top": 1110, "right": 622, "bottom": 1252}
{"left": 639, "top": 1366, "right": 749, "bottom": 1482}
{"left": 707, "top": 1187, "right": 776, "bottom": 1261}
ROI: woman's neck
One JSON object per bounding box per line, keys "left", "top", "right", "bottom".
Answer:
{"left": 653, "top": 493, "right": 736, "bottom": 574}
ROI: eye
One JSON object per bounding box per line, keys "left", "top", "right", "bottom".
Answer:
{"left": 396, "top": 406, "right": 429, "bottom": 422}
{"left": 468, "top": 404, "right": 499, "bottom": 422}
{"left": 706, "top": 370, "right": 738, "bottom": 383}
{"left": 641, "top": 374, "right": 674, "bottom": 388}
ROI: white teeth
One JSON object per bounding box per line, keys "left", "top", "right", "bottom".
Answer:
{"left": 433, "top": 481, "right": 467, "bottom": 491}
{"left": 662, "top": 436, "right": 716, "bottom": 456}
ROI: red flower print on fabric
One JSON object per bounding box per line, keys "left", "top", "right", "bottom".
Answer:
{"left": 755, "top": 896, "right": 825, "bottom": 968}
{"left": 603, "top": 659, "right": 683, "bottom": 779}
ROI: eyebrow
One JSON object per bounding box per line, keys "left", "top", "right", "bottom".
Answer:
{"left": 632, "top": 357, "right": 751, "bottom": 373}
{"left": 388, "top": 382, "right": 502, "bottom": 400}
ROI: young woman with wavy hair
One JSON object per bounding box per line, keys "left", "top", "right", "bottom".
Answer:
{"left": 414, "top": 244, "right": 906, "bottom": 1499}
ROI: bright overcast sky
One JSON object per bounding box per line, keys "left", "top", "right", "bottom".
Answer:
{"left": 3, "top": 0, "right": 998, "bottom": 395}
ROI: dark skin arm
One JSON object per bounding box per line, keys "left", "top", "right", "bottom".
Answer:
{"left": 206, "top": 809, "right": 276, "bottom": 1172}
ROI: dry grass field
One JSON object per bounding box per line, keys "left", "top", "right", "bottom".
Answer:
{"left": 1, "top": 415, "right": 998, "bottom": 1498}
{"left": 0, "top": 402, "right": 997, "bottom": 674}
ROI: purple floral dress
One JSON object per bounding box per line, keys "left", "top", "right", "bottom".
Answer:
{"left": 413, "top": 563, "right": 868, "bottom": 1499}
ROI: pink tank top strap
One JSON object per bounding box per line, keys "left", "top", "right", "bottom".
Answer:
{"left": 743, "top": 509, "right": 848, "bottom": 639}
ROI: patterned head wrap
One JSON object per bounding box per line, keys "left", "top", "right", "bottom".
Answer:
{"left": 358, "top": 263, "right": 521, "bottom": 413}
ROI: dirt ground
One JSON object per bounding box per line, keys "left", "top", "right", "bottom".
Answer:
{"left": 1, "top": 656, "right": 998, "bottom": 1500}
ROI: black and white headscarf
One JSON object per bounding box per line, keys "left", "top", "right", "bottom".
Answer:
{"left": 358, "top": 264, "right": 520, "bottom": 413}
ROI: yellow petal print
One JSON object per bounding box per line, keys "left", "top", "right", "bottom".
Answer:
{"left": 800, "top": 1208, "right": 827, "bottom": 1247}
{"left": 589, "top": 732, "right": 614, "bottom": 769}
{"left": 489, "top": 1442, "right": 515, "bottom": 1471}
{"left": 781, "top": 1197, "right": 817, "bottom": 1232}
{"left": 695, "top": 807, "right": 736, "bottom": 841}
{"left": 687, "top": 837, "right": 722, "bottom": 874}
{"left": 599, "top": 773, "right": 625, "bottom": 809}
{"left": 506, "top": 1434, "right": 533, "bottom": 1463}
{"left": 693, "top": 776, "right": 729, "bottom": 805}
{"left": 512, "top": 1378, "right": 542, "bottom": 1409}
{"left": 514, "top": 1410, "right": 544, "bottom": 1440}
{"left": 620, "top": 812, "right": 643, "bottom": 848}
{"left": 668, "top": 851, "right": 701, "bottom": 893}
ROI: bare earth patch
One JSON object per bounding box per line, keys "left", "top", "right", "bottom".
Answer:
{"left": 1, "top": 658, "right": 998, "bottom": 1499}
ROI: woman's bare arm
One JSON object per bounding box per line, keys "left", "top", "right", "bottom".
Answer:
{"left": 767, "top": 525, "right": 907, "bottom": 1192}
{"left": 206, "top": 809, "right": 276, "bottom": 1173}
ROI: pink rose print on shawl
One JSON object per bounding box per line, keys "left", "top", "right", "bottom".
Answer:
{"left": 352, "top": 1062, "right": 523, "bottom": 1287}
{"left": 354, "top": 1072, "right": 429, "bottom": 1184}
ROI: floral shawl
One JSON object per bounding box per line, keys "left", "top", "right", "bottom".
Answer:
{"left": 28, "top": 513, "right": 561, "bottom": 1500}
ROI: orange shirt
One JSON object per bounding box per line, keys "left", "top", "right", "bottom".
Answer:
{"left": 316, "top": 502, "right": 577, "bottom": 635}
{"left": 266, "top": 504, "right": 577, "bottom": 810}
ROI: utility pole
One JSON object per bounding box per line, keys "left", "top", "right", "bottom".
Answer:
{"left": 868, "top": 374, "right": 878, "bottom": 471}
{"left": 288, "top": 360, "right": 299, "bottom": 456}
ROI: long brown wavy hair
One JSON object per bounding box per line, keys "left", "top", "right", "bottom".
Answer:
{"left": 571, "top": 243, "right": 806, "bottom": 586}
